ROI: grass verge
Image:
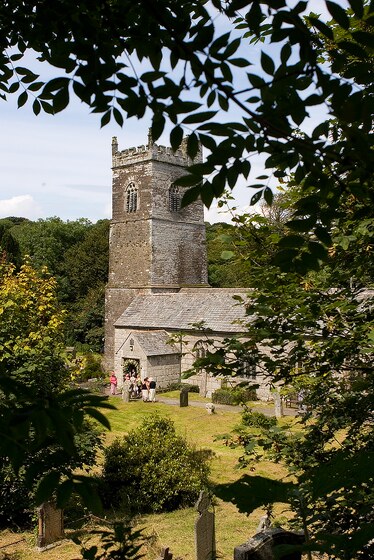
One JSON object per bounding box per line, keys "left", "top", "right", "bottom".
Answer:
{"left": 0, "top": 397, "right": 295, "bottom": 560}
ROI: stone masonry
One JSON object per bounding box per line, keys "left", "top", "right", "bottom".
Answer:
{"left": 105, "top": 134, "right": 272, "bottom": 401}
{"left": 104, "top": 134, "right": 209, "bottom": 370}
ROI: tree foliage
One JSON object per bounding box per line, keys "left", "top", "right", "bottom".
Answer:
{"left": 0, "top": 217, "right": 25, "bottom": 267}
{"left": 1, "top": 0, "right": 373, "bottom": 270}
{"left": 0, "top": 259, "right": 115, "bottom": 518}
{"left": 193, "top": 193, "right": 374, "bottom": 558}
{"left": 1, "top": 1, "right": 373, "bottom": 556}
{"left": 0, "top": 258, "right": 67, "bottom": 393}
{"left": 2, "top": 217, "right": 109, "bottom": 350}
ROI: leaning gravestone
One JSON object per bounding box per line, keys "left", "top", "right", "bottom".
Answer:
{"left": 195, "top": 491, "right": 216, "bottom": 560}
{"left": 234, "top": 528, "right": 304, "bottom": 560}
{"left": 180, "top": 389, "right": 188, "bottom": 407}
{"left": 37, "top": 502, "right": 64, "bottom": 549}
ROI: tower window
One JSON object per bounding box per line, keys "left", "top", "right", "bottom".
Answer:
{"left": 125, "top": 183, "right": 138, "bottom": 213}
{"left": 169, "top": 185, "right": 180, "bottom": 212}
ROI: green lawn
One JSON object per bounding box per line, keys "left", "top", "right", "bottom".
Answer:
{"left": 2, "top": 397, "right": 294, "bottom": 560}
{"left": 102, "top": 398, "right": 294, "bottom": 560}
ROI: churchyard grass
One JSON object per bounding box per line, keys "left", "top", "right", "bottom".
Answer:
{"left": 0, "top": 398, "right": 294, "bottom": 560}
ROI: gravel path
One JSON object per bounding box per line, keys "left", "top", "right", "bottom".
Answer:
{"left": 109, "top": 390, "right": 297, "bottom": 417}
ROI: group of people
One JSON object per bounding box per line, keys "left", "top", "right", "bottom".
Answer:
{"left": 141, "top": 376, "right": 157, "bottom": 402}
{"left": 109, "top": 371, "right": 156, "bottom": 402}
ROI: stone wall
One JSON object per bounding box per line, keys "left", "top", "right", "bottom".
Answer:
{"left": 104, "top": 136, "right": 208, "bottom": 370}
{"left": 113, "top": 327, "right": 180, "bottom": 388}
{"left": 180, "top": 332, "right": 272, "bottom": 401}
{"left": 147, "top": 355, "right": 181, "bottom": 388}
{"left": 104, "top": 287, "right": 139, "bottom": 371}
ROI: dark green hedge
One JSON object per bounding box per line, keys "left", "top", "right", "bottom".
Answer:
{"left": 100, "top": 415, "right": 210, "bottom": 514}
{"left": 212, "top": 386, "right": 257, "bottom": 405}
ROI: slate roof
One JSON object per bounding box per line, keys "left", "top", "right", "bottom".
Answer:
{"left": 132, "top": 330, "right": 179, "bottom": 356}
{"left": 115, "top": 289, "right": 249, "bottom": 333}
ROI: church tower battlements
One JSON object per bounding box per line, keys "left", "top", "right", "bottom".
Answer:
{"left": 104, "top": 133, "right": 209, "bottom": 368}
{"left": 111, "top": 131, "right": 199, "bottom": 167}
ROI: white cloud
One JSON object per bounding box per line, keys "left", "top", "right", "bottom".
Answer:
{"left": 204, "top": 203, "right": 233, "bottom": 224}
{"left": 0, "top": 195, "right": 43, "bottom": 220}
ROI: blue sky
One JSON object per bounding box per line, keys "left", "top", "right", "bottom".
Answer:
{"left": 0, "top": 94, "right": 149, "bottom": 222}
{"left": 1, "top": 71, "right": 258, "bottom": 224}
{"left": 0, "top": 1, "right": 337, "bottom": 224}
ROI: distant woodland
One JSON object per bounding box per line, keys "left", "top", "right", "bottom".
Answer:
{"left": 0, "top": 216, "right": 249, "bottom": 352}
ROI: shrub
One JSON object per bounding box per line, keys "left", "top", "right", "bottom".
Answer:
{"left": 160, "top": 382, "right": 199, "bottom": 393}
{"left": 241, "top": 409, "right": 277, "bottom": 429}
{"left": 0, "top": 418, "right": 103, "bottom": 530}
{"left": 212, "top": 386, "right": 256, "bottom": 405}
{"left": 100, "top": 415, "right": 210, "bottom": 514}
{"left": 0, "top": 462, "right": 33, "bottom": 529}
{"left": 181, "top": 383, "right": 200, "bottom": 393}
{"left": 72, "top": 352, "right": 103, "bottom": 382}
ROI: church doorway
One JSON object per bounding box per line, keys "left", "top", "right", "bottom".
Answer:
{"left": 122, "top": 358, "right": 140, "bottom": 382}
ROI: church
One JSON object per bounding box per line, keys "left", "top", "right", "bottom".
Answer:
{"left": 104, "top": 133, "right": 270, "bottom": 399}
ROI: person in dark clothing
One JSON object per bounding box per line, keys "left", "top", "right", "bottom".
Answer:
{"left": 141, "top": 377, "right": 149, "bottom": 402}
{"left": 148, "top": 377, "right": 156, "bottom": 402}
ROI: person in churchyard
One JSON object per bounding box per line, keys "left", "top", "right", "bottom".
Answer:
{"left": 141, "top": 377, "right": 149, "bottom": 402}
{"left": 130, "top": 372, "right": 137, "bottom": 397}
{"left": 136, "top": 374, "right": 142, "bottom": 397}
{"left": 109, "top": 372, "right": 118, "bottom": 395}
{"left": 297, "top": 389, "right": 308, "bottom": 414}
{"left": 148, "top": 377, "right": 156, "bottom": 402}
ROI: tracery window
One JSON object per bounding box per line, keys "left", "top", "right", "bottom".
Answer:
{"left": 240, "top": 353, "right": 257, "bottom": 379}
{"left": 125, "top": 183, "right": 138, "bottom": 213}
{"left": 193, "top": 340, "right": 208, "bottom": 360}
{"left": 169, "top": 185, "right": 180, "bottom": 212}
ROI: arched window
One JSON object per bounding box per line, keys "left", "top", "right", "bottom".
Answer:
{"left": 169, "top": 185, "right": 180, "bottom": 212}
{"left": 125, "top": 183, "right": 138, "bottom": 213}
{"left": 240, "top": 353, "right": 257, "bottom": 379}
{"left": 193, "top": 340, "right": 208, "bottom": 360}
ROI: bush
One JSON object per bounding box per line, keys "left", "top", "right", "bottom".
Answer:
{"left": 212, "top": 386, "right": 257, "bottom": 405}
{"left": 159, "top": 382, "right": 200, "bottom": 393}
{"left": 0, "top": 462, "right": 33, "bottom": 529}
{"left": 180, "top": 383, "right": 200, "bottom": 393}
{"left": 0, "top": 418, "right": 103, "bottom": 530}
{"left": 100, "top": 415, "right": 211, "bottom": 514}
{"left": 241, "top": 410, "right": 277, "bottom": 429}
{"left": 71, "top": 352, "right": 103, "bottom": 382}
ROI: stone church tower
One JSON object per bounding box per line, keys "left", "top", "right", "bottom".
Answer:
{"left": 104, "top": 133, "right": 209, "bottom": 369}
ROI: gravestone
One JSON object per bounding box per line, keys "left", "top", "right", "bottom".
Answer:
{"left": 122, "top": 380, "right": 131, "bottom": 402}
{"left": 273, "top": 391, "right": 284, "bottom": 418}
{"left": 65, "top": 346, "right": 76, "bottom": 359}
{"left": 256, "top": 512, "right": 272, "bottom": 533}
{"left": 37, "top": 502, "right": 64, "bottom": 549}
{"left": 157, "top": 547, "right": 174, "bottom": 560}
{"left": 180, "top": 390, "right": 189, "bottom": 407}
{"left": 156, "top": 546, "right": 182, "bottom": 560}
{"left": 195, "top": 491, "right": 216, "bottom": 560}
{"left": 200, "top": 370, "right": 208, "bottom": 397}
{"left": 234, "top": 528, "right": 304, "bottom": 560}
